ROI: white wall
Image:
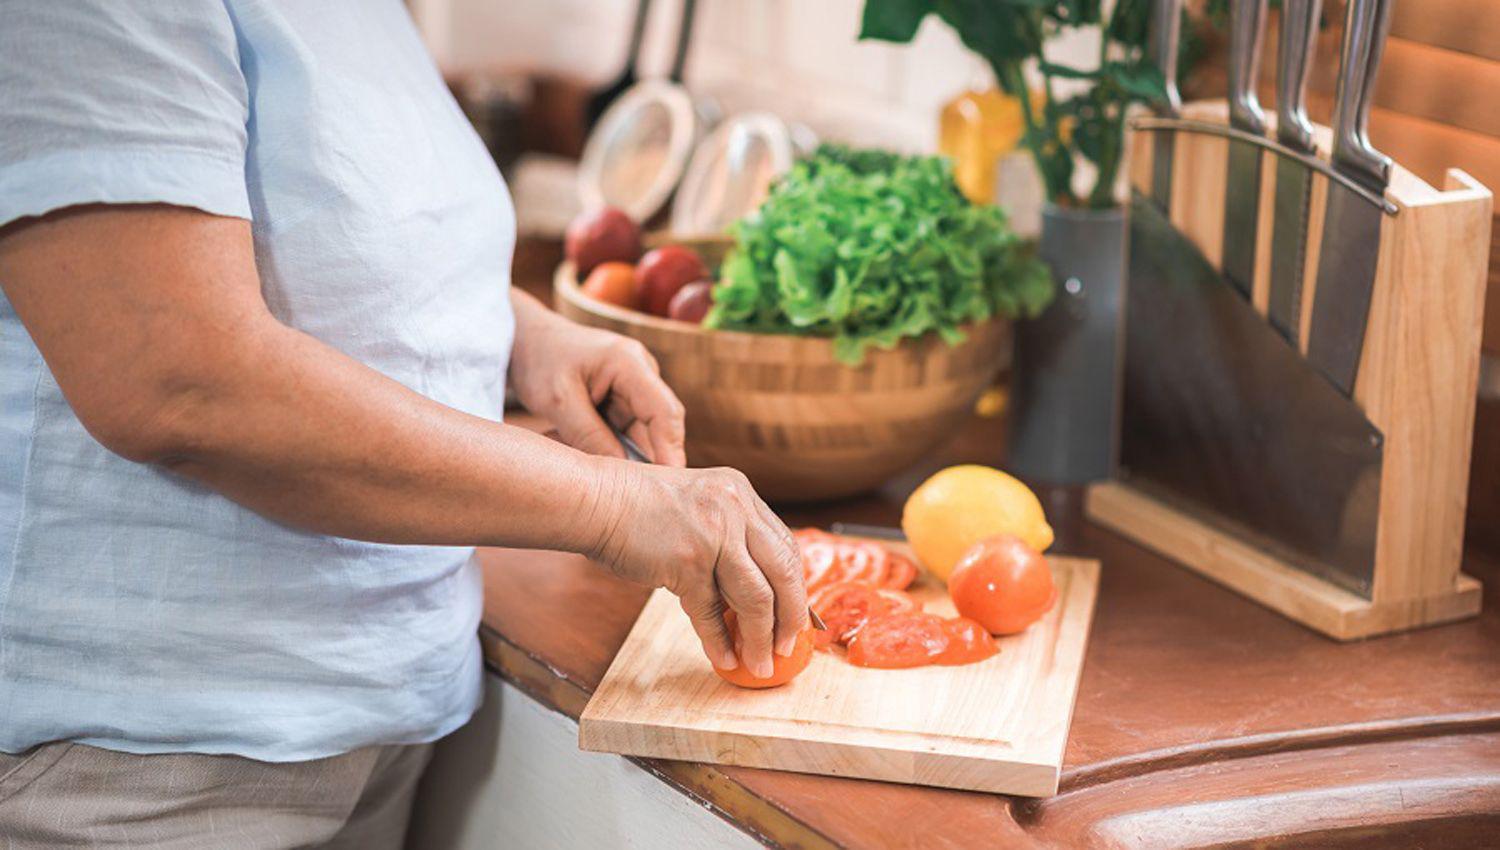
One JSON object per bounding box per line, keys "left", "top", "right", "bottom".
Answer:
{"left": 411, "top": 0, "right": 1043, "bottom": 153}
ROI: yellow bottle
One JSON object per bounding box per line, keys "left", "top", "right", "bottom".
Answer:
{"left": 938, "top": 82, "right": 1025, "bottom": 205}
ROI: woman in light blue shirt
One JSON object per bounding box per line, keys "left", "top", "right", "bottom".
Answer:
{"left": 0, "top": 3, "right": 805, "bottom": 846}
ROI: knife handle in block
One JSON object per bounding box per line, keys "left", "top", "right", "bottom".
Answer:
{"left": 1330, "top": 0, "right": 1394, "bottom": 191}
{"left": 1275, "top": 0, "right": 1322, "bottom": 154}
{"left": 1227, "top": 0, "right": 1268, "bottom": 135}
{"left": 1149, "top": 0, "right": 1183, "bottom": 117}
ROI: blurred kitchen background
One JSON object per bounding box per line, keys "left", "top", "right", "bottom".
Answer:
{"left": 406, "top": 0, "right": 1500, "bottom": 555}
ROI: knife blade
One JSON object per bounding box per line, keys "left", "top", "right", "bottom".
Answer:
{"left": 1308, "top": 0, "right": 1394, "bottom": 396}
{"left": 1221, "top": 0, "right": 1269, "bottom": 298}
{"left": 1148, "top": 0, "right": 1184, "bottom": 210}
{"left": 597, "top": 401, "right": 827, "bottom": 631}
{"left": 1266, "top": 0, "right": 1323, "bottom": 344}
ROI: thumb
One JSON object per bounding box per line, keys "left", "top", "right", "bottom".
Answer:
{"left": 547, "top": 379, "right": 625, "bottom": 459}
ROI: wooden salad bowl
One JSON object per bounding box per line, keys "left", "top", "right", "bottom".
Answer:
{"left": 553, "top": 262, "right": 1012, "bottom": 502}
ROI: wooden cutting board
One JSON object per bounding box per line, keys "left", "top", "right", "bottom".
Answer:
{"left": 580, "top": 552, "right": 1100, "bottom": 797}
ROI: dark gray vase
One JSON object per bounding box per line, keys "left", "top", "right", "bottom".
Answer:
{"left": 1006, "top": 204, "right": 1127, "bottom": 484}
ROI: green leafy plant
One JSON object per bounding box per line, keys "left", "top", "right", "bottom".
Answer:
{"left": 861, "top": 0, "right": 1168, "bottom": 209}
{"left": 706, "top": 144, "right": 1053, "bottom": 364}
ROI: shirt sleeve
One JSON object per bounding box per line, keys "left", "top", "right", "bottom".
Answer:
{"left": 0, "top": 3, "right": 252, "bottom": 229}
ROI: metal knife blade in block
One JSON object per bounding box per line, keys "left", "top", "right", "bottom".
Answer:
{"left": 1148, "top": 0, "right": 1183, "bottom": 209}
{"left": 1221, "top": 0, "right": 1269, "bottom": 298}
{"left": 1307, "top": 0, "right": 1394, "bottom": 396}
{"left": 1266, "top": 0, "right": 1322, "bottom": 343}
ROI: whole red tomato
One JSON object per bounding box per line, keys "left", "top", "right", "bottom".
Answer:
{"left": 565, "top": 206, "right": 641, "bottom": 277}
{"left": 667, "top": 280, "right": 714, "bottom": 323}
{"left": 580, "top": 261, "right": 639, "bottom": 309}
{"left": 633, "top": 245, "right": 708, "bottom": 317}
{"left": 947, "top": 534, "right": 1056, "bottom": 635}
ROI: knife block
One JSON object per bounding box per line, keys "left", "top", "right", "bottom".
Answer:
{"left": 1086, "top": 100, "right": 1492, "bottom": 640}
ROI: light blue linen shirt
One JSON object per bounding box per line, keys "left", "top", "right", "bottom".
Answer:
{"left": 0, "top": 2, "right": 515, "bottom": 760}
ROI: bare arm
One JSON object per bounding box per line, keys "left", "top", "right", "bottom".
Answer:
{"left": 0, "top": 205, "right": 806, "bottom": 677}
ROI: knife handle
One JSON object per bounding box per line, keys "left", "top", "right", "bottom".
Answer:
{"left": 1330, "top": 0, "right": 1394, "bottom": 190}
{"left": 1150, "top": 0, "right": 1183, "bottom": 117}
{"left": 1275, "top": 0, "right": 1322, "bottom": 153}
{"left": 1227, "top": 0, "right": 1268, "bottom": 134}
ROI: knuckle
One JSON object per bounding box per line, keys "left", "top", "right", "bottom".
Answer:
{"left": 614, "top": 337, "right": 650, "bottom": 362}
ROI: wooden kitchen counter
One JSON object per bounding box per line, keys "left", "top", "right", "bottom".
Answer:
{"left": 477, "top": 239, "right": 1500, "bottom": 847}
{"left": 477, "top": 413, "right": 1500, "bottom": 849}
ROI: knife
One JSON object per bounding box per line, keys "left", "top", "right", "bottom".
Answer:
{"left": 1221, "top": 0, "right": 1269, "bottom": 298}
{"left": 597, "top": 402, "right": 826, "bottom": 631}
{"left": 1266, "top": 0, "right": 1323, "bottom": 344}
{"left": 1307, "top": 0, "right": 1393, "bottom": 396}
{"left": 1148, "top": 0, "right": 1184, "bottom": 210}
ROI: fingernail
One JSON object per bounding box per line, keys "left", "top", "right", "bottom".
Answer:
{"left": 753, "top": 659, "right": 774, "bottom": 679}
{"left": 717, "top": 649, "right": 739, "bottom": 671}
{"left": 775, "top": 636, "right": 796, "bottom": 657}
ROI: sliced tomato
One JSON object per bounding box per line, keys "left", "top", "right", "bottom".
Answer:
{"left": 835, "top": 541, "right": 889, "bottom": 586}
{"left": 882, "top": 553, "right": 918, "bottom": 590}
{"left": 872, "top": 587, "right": 919, "bottom": 613}
{"left": 845, "top": 613, "right": 951, "bottom": 668}
{"left": 935, "top": 617, "right": 999, "bottom": 666}
{"left": 794, "top": 527, "right": 835, "bottom": 545}
{"left": 799, "top": 533, "right": 889, "bottom": 591}
{"left": 800, "top": 539, "right": 840, "bottom": 592}
{"left": 809, "top": 583, "right": 918, "bottom": 645}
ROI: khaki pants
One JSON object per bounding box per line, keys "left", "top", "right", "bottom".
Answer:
{"left": 0, "top": 741, "right": 433, "bottom": 849}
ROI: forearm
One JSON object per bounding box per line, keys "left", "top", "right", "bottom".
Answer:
{"left": 161, "top": 320, "right": 624, "bottom": 553}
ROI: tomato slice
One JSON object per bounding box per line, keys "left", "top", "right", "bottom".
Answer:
{"left": 872, "top": 587, "right": 919, "bottom": 614}
{"left": 835, "top": 541, "right": 889, "bottom": 586}
{"left": 809, "top": 583, "right": 918, "bottom": 645}
{"left": 801, "top": 539, "right": 840, "bottom": 592}
{"left": 799, "top": 532, "right": 891, "bottom": 591}
{"left": 934, "top": 617, "right": 999, "bottom": 666}
{"left": 845, "top": 613, "right": 951, "bottom": 668}
{"left": 794, "top": 528, "right": 836, "bottom": 545}
{"left": 882, "top": 553, "right": 918, "bottom": 590}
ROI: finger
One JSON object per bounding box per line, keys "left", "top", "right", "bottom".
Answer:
{"left": 679, "top": 585, "right": 738, "bottom": 671}
{"left": 547, "top": 378, "right": 626, "bottom": 459}
{"left": 751, "top": 495, "right": 798, "bottom": 562}
{"left": 746, "top": 503, "right": 807, "bottom": 657}
{"left": 608, "top": 354, "right": 687, "bottom": 468}
{"left": 717, "top": 545, "right": 777, "bottom": 679}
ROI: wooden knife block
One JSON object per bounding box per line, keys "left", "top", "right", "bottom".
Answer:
{"left": 1087, "top": 100, "right": 1492, "bottom": 640}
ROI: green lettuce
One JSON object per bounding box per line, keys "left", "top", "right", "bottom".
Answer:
{"left": 705, "top": 144, "right": 1053, "bottom": 364}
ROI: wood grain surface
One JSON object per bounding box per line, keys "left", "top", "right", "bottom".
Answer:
{"left": 553, "top": 262, "right": 1012, "bottom": 502}
{"left": 474, "top": 410, "right": 1500, "bottom": 848}
{"left": 489, "top": 218, "right": 1500, "bottom": 844}
{"left": 580, "top": 554, "right": 1099, "bottom": 797}
{"left": 1114, "top": 100, "right": 1491, "bottom": 639}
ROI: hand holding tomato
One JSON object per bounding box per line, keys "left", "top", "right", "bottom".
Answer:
{"left": 587, "top": 462, "right": 808, "bottom": 680}
{"left": 948, "top": 535, "right": 1056, "bottom": 635}
{"left": 716, "top": 610, "right": 814, "bottom": 688}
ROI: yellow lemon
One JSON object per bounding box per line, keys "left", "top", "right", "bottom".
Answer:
{"left": 901, "top": 465, "right": 1053, "bottom": 582}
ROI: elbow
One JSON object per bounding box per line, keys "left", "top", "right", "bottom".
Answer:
{"left": 72, "top": 368, "right": 223, "bottom": 466}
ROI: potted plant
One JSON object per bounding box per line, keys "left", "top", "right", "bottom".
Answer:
{"left": 861, "top": 0, "right": 1169, "bottom": 483}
